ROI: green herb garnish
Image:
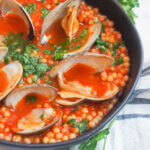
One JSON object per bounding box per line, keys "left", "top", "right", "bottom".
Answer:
{"left": 117, "top": 0, "right": 139, "bottom": 23}
{"left": 4, "top": 32, "right": 49, "bottom": 77}
{"left": 74, "top": 107, "right": 78, "bottom": 111}
{"left": 41, "top": 8, "right": 50, "bottom": 19}
{"left": 22, "top": 3, "right": 36, "bottom": 15}
{"left": 78, "top": 119, "right": 89, "bottom": 133}
{"left": 67, "top": 118, "right": 78, "bottom": 127}
{"left": 50, "top": 64, "right": 55, "bottom": 69}
{"left": 67, "top": 118, "right": 89, "bottom": 133}
{"left": 19, "top": 80, "right": 26, "bottom": 84}
{"left": 78, "top": 118, "right": 116, "bottom": 150}
{"left": 96, "top": 35, "right": 109, "bottom": 53}
{"left": 94, "top": 17, "right": 99, "bottom": 23}
{"left": 40, "top": 114, "right": 44, "bottom": 120}
{"left": 41, "top": 0, "right": 45, "bottom": 3}
{"left": 46, "top": 81, "right": 53, "bottom": 84}
{"left": 113, "top": 56, "right": 124, "bottom": 66}
{"left": 33, "top": 75, "right": 38, "bottom": 83}
{"left": 25, "top": 95, "right": 37, "bottom": 104}
{"left": 43, "top": 49, "right": 52, "bottom": 55}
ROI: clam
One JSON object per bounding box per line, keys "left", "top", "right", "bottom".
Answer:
{"left": 41, "top": 0, "right": 80, "bottom": 43}
{"left": 63, "top": 23, "right": 101, "bottom": 58}
{"left": 61, "top": 3, "right": 79, "bottom": 40}
{"left": 1, "top": 0, "right": 34, "bottom": 40}
{"left": 50, "top": 52, "right": 119, "bottom": 105}
{"left": 5, "top": 84, "right": 62, "bottom": 134}
{"left": 40, "top": 0, "right": 101, "bottom": 58}
{"left": 0, "top": 61, "right": 23, "bottom": 101}
{"left": 0, "top": 46, "right": 8, "bottom": 61}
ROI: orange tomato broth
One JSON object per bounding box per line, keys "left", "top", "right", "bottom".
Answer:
{"left": 6, "top": 93, "right": 50, "bottom": 128}
{"left": 63, "top": 63, "right": 114, "bottom": 97}
{"left": 45, "top": 18, "right": 89, "bottom": 51}
{"left": 0, "top": 13, "right": 28, "bottom": 37}
{"left": 0, "top": 69, "right": 9, "bottom": 93}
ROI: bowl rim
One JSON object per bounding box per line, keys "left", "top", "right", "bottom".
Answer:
{"left": 0, "top": 0, "right": 143, "bottom": 149}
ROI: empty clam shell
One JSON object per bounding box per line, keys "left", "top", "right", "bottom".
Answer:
{"left": 0, "top": 46, "right": 8, "bottom": 61}
{"left": 0, "top": 61, "right": 23, "bottom": 101}
{"left": 1, "top": 0, "right": 34, "bottom": 40}
{"left": 5, "top": 84, "right": 62, "bottom": 134}
{"left": 41, "top": 0, "right": 80, "bottom": 44}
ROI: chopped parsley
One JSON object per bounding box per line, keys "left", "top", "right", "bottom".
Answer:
{"left": 41, "top": 0, "right": 46, "bottom": 3}
{"left": 96, "top": 35, "right": 109, "bottom": 53}
{"left": 78, "top": 119, "right": 89, "bottom": 133}
{"left": 113, "top": 56, "right": 124, "bottom": 66}
{"left": 19, "top": 80, "right": 26, "bottom": 84}
{"left": 25, "top": 94, "right": 37, "bottom": 104}
{"left": 67, "top": 118, "right": 89, "bottom": 133}
{"left": 101, "top": 24, "right": 105, "bottom": 32}
{"left": 46, "top": 81, "right": 53, "bottom": 84}
{"left": 67, "top": 118, "right": 78, "bottom": 127}
{"left": 22, "top": 3, "right": 37, "bottom": 15}
{"left": 74, "top": 107, "right": 78, "bottom": 111}
{"left": 43, "top": 49, "right": 52, "bottom": 55}
{"left": 40, "top": 114, "right": 44, "bottom": 120}
{"left": 79, "top": 28, "right": 88, "bottom": 38}
{"left": 49, "top": 28, "right": 89, "bottom": 60}
{"left": 41, "top": 8, "right": 50, "bottom": 19}
{"left": 4, "top": 32, "right": 49, "bottom": 77}
{"left": 50, "top": 64, "right": 55, "bottom": 69}
{"left": 33, "top": 75, "right": 38, "bottom": 83}
{"left": 94, "top": 17, "right": 99, "bottom": 23}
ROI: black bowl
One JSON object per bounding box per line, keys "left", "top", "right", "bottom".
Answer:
{"left": 0, "top": 0, "right": 143, "bottom": 149}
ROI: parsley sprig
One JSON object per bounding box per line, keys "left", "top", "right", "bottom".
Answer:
{"left": 78, "top": 118, "right": 116, "bottom": 150}
{"left": 117, "top": 0, "right": 139, "bottom": 23}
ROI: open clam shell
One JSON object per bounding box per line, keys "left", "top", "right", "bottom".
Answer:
{"left": 0, "top": 46, "right": 8, "bottom": 61}
{"left": 5, "top": 84, "right": 62, "bottom": 134}
{"left": 1, "top": 0, "right": 34, "bottom": 40}
{"left": 14, "top": 107, "right": 62, "bottom": 134}
{"left": 0, "top": 61, "right": 23, "bottom": 101}
{"left": 50, "top": 52, "right": 114, "bottom": 78}
{"left": 41, "top": 0, "right": 80, "bottom": 43}
{"left": 5, "top": 84, "right": 57, "bottom": 108}
{"left": 63, "top": 23, "right": 101, "bottom": 58}
{"left": 50, "top": 52, "right": 119, "bottom": 105}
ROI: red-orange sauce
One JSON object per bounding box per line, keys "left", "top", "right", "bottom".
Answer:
{"left": 46, "top": 19, "right": 89, "bottom": 52}
{"left": 0, "top": 69, "right": 9, "bottom": 93}
{"left": 0, "top": 13, "right": 28, "bottom": 37}
{"left": 63, "top": 63, "right": 112, "bottom": 97}
{"left": 6, "top": 93, "right": 49, "bottom": 128}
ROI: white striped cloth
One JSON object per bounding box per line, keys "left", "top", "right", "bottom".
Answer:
{"left": 71, "top": 1, "right": 150, "bottom": 150}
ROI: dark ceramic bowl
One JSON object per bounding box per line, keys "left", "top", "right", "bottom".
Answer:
{"left": 0, "top": 0, "right": 143, "bottom": 149}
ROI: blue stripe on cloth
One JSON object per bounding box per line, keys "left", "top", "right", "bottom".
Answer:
{"left": 127, "top": 89, "right": 150, "bottom": 102}
{"left": 128, "top": 98, "right": 150, "bottom": 104}
{"left": 141, "top": 66, "right": 150, "bottom": 77}
{"left": 117, "top": 114, "right": 150, "bottom": 120}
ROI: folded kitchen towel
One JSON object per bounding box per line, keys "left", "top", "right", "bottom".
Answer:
{"left": 70, "top": 1, "right": 150, "bottom": 150}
